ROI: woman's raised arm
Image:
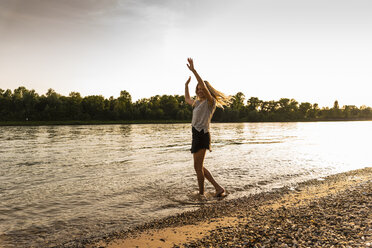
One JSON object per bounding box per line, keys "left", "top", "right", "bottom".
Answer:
{"left": 186, "top": 58, "right": 214, "bottom": 106}
{"left": 184, "top": 76, "right": 194, "bottom": 106}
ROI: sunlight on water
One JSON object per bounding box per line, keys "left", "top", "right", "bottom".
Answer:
{"left": 0, "top": 121, "right": 371, "bottom": 247}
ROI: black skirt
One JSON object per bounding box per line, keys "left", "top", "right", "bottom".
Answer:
{"left": 191, "top": 127, "right": 211, "bottom": 153}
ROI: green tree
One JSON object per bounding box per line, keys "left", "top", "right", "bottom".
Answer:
{"left": 114, "top": 90, "right": 133, "bottom": 120}
{"left": 82, "top": 95, "right": 105, "bottom": 120}
{"left": 221, "top": 92, "right": 245, "bottom": 121}
{"left": 134, "top": 98, "right": 152, "bottom": 120}
{"left": 68, "top": 92, "right": 83, "bottom": 120}
{"left": 43, "top": 89, "right": 63, "bottom": 120}
{"left": 307, "top": 103, "right": 320, "bottom": 119}
{"left": 360, "top": 105, "right": 372, "bottom": 118}
{"left": 299, "top": 102, "right": 312, "bottom": 119}
{"left": 245, "top": 97, "right": 263, "bottom": 121}
{"left": 0, "top": 89, "right": 10, "bottom": 120}
{"left": 230, "top": 92, "right": 245, "bottom": 110}
{"left": 160, "top": 95, "right": 179, "bottom": 119}
{"left": 331, "top": 100, "right": 342, "bottom": 118}
{"left": 247, "top": 97, "right": 262, "bottom": 112}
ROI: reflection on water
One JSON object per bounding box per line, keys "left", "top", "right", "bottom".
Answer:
{"left": 0, "top": 122, "right": 371, "bottom": 247}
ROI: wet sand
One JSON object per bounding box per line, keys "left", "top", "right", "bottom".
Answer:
{"left": 83, "top": 167, "right": 371, "bottom": 248}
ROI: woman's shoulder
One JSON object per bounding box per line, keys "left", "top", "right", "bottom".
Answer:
{"left": 209, "top": 98, "right": 216, "bottom": 104}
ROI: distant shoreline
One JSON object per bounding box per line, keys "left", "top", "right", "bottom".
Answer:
{"left": 0, "top": 120, "right": 188, "bottom": 126}
{"left": 0, "top": 118, "right": 371, "bottom": 126}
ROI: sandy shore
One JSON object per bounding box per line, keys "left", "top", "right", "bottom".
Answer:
{"left": 80, "top": 167, "right": 371, "bottom": 248}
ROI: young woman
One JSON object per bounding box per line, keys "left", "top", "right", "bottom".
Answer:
{"left": 184, "top": 58, "right": 231, "bottom": 197}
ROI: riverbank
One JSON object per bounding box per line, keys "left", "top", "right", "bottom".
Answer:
{"left": 82, "top": 167, "right": 372, "bottom": 248}
{"left": 1, "top": 118, "right": 372, "bottom": 126}
{"left": 0, "top": 120, "right": 189, "bottom": 126}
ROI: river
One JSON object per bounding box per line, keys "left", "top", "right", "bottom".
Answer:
{"left": 0, "top": 121, "right": 371, "bottom": 247}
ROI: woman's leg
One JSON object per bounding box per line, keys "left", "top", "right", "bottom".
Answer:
{"left": 193, "top": 149, "right": 206, "bottom": 195}
{"left": 203, "top": 167, "right": 225, "bottom": 196}
{"left": 193, "top": 149, "right": 225, "bottom": 196}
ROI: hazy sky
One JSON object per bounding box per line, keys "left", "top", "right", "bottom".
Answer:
{"left": 1, "top": 0, "right": 371, "bottom": 107}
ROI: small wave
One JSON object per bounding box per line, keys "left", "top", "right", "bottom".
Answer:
{"left": 16, "top": 161, "right": 40, "bottom": 167}
{"left": 164, "top": 191, "right": 226, "bottom": 207}
{"left": 243, "top": 184, "right": 256, "bottom": 190}
{"left": 157, "top": 203, "right": 180, "bottom": 209}
{"left": 218, "top": 140, "right": 282, "bottom": 146}
{"left": 271, "top": 172, "right": 307, "bottom": 181}
{"left": 256, "top": 180, "right": 271, "bottom": 186}
{"left": 247, "top": 141, "right": 282, "bottom": 144}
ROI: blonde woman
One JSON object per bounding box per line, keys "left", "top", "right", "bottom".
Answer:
{"left": 185, "top": 58, "right": 231, "bottom": 198}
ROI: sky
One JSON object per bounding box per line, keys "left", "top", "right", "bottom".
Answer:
{"left": 0, "top": 0, "right": 371, "bottom": 108}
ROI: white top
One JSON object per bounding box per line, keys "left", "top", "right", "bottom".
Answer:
{"left": 191, "top": 99, "right": 216, "bottom": 133}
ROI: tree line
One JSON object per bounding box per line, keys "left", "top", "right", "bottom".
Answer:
{"left": 1, "top": 86, "right": 371, "bottom": 122}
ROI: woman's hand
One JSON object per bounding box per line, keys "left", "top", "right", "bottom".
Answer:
{"left": 187, "top": 58, "right": 195, "bottom": 72}
{"left": 185, "top": 76, "right": 191, "bottom": 85}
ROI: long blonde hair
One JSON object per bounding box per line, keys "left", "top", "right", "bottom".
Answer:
{"left": 196, "top": 81, "right": 232, "bottom": 108}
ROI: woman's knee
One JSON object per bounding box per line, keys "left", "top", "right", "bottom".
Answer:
{"left": 193, "top": 149, "right": 206, "bottom": 172}
{"left": 194, "top": 162, "right": 203, "bottom": 173}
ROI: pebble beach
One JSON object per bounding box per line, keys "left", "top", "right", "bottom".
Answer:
{"left": 72, "top": 167, "right": 372, "bottom": 248}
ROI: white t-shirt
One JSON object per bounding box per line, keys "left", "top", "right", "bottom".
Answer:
{"left": 191, "top": 98, "right": 216, "bottom": 133}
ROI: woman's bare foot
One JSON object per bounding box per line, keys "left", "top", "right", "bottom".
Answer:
{"left": 215, "top": 188, "right": 225, "bottom": 197}
{"left": 196, "top": 193, "right": 207, "bottom": 201}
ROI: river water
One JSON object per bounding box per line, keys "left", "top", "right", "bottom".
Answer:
{"left": 0, "top": 121, "right": 371, "bottom": 247}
